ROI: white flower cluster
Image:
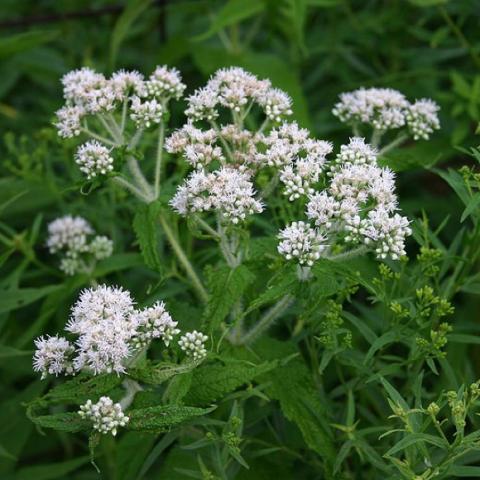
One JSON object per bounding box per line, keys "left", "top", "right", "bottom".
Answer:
{"left": 33, "top": 335, "right": 75, "bottom": 379}
{"left": 259, "top": 122, "right": 333, "bottom": 200}
{"left": 277, "top": 221, "right": 327, "bottom": 266}
{"left": 33, "top": 285, "right": 208, "bottom": 379}
{"left": 79, "top": 396, "right": 129, "bottom": 436}
{"left": 406, "top": 99, "right": 441, "bottom": 140}
{"left": 333, "top": 87, "right": 440, "bottom": 139}
{"left": 130, "top": 301, "right": 180, "bottom": 349}
{"left": 170, "top": 167, "right": 264, "bottom": 224}
{"left": 55, "top": 65, "right": 185, "bottom": 182}
{"left": 75, "top": 140, "right": 114, "bottom": 180}
{"left": 178, "top": 330, "right": 209, "bottom": 360}
{"left": 185, "top": 67, "right": 292, "bottom": 123}
{"left": 278, "top": 137, "right": 412, "bottom": 263}
{"left": 47, "top": 215, "right": 113, "bottom": 275}
{"left": 56, "top": 66, "right": 184, "bottom": 137}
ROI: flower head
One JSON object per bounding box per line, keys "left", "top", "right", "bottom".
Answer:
{"left": 33, "top": 335, "right": 75, "bottom": 379}
{"left": 47, "top": 215, "right": 93, "bottom": 254}
{"left": 278, "top": 221, "right": 327, "bottom": 266}
{"left": 75, "top": 140, "right": 114, "bottom": 180}
{"left": 406, "top": 99, "right": 440, "bottom": 140}
{"left": 130, "top": 96, "right": 164, "bottom": 128}
{"left": 178, "top": 330, "right": 208, "bottom": 360}
{"left": 170, "top": 168, "right": 263, "bottom": 224}
{"left": 146, "top": 65, "right": 186, "bottom": 100}
{"left": 67, "top": 285, "right": 136, "bottom": 374}
{"left": 130, "top": 301, "right": 180, "bottom": 348}
{"left": 79, "top": 396, "right": 129, "bottom": 436}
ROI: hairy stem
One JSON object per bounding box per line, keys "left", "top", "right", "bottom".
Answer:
{"left": 127, "top": 155, "right": 153, "bottom": 200}
{"left": 327, "top": 245, "right": 369, "bottom": 261}
{"left": 239, "top": 294, "right": 294, "bottom": 345}
{"left": 111, "top": 176, "right": 151, "bottom": 202}
{"left": 80, "top": 127, "right": 118, "bottom": 147}
{"left": 158, "top": 214, "right": 208, "bottom": 303}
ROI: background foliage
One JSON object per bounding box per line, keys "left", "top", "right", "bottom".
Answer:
{"left": 1, "top": 0, "right": 480, "bottom": 479}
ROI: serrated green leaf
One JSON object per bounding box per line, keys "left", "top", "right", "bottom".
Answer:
{"left": 130, "top": 360, "right": 199, "bottom": 385}
{"left": 184, "top": 359, "right": 278, "bottom": 405}
{"left": 30, "top": 412, "right": 91, "bottom": 433}
{"left": 128, "top": 405, "right": 216, "bottom": 433}
{"left": 133, "top": 202, "right": 163, "bottom": 273}
{"left": 253, "top": 338, "right": 335, "bottom": 476}
{"left": 203, "top": 264, "right": 255, "bottom": 333}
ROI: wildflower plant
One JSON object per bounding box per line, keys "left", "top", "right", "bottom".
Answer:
{"left": 16, "top": 58, "right": 480, "bottom": 480}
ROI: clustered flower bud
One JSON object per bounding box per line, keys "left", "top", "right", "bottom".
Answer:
{"left": 178, "top": 330, "right": 209, "bottom": 360}
{"left": 75, "top": 140, "right": 114, "bottom": 180}
{"left": 170, "top": 168, "right": 264, "bottom": 224}
{"left": 78, "top": 396, "right": 129, "bottom": 436}
{"left": 333, "top": 87, "right": 440, "bottom": 140}
{"left": 47, "top": 215, "right": 113, "bottom": 275}
{"left": 277, "top": 221, "right": 327, "bottom": 266}
{"left": 33, "top": 284, "right": 208, "bottom": 379}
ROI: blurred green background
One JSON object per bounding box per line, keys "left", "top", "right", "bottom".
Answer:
{"left": 1, "top": 0, "right": 480, "bottom": 477}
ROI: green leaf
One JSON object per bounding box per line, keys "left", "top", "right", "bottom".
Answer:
{"left": 184, "top": 359, "right": 278, "bottom": 405}
{"left": 253, "top": 338, "right": 335, "bottom": 476}
{"left": 133, "top": 202, "right": 163, "bottom": 273}
{"left": 449, "top": 465, "right": 480, "bottom": 477}
{"left": 307, "top": 0, "right": 339, "bottom": 5}
{"left": 0, "top": 30, "right": 59, "bottom": 59}
{"left": 203, "top": 264, "right": 255, "bottom": 333}
{"left": 0, "top": 344, "right": 31, "bottom": 359}
{"left": 408, "top": 0, "right": 448, "bottom": 5}
{"left": 0, "top": 284, "right": 62, "bottom": 314}
{"left": 15, "top": 456, "right": 91, "bottom": 480}
{"left": 364, "top": 331, "right": 398, "bottom": 365}
{"left": 94, "top": 253, "right": 144, "bottom": 277}
{"left": 30, "top": 412, "right": 91, "bottom": 433}
{"left": 128, "top": 405, "right": 216, "bottom": 433}
{"left": 245, "top": 267, "right": 297, "bottom": 314}
{"left": 130, "top": 360, "right": 199, "bottom": 385}
{"left": 384, "top": 433, "right": 448, "bottom": 456}
{"left": 460, "top": 192, "right": 480, "bottom": 222}
{"left": 448, "top": 333, "right": 480, "bottom": 345}
{"left": 29, "top": 373, "right": 122, "bottom": 412}
{"left": 195, "top": 0, "right": 265, "bottom": 41}
{"left": 110, "top": 0, "right": 153, "bottom": 69}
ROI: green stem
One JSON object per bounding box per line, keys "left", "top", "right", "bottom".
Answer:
{"left": 238, "top": 294, "right": 294, "bottom": 345}
{"left": 154, "top": 121, "right": 165, "bottom": 199}
{"left": 80, "top": 127, "right": 118, "bottom": 147}
{"left": 111, "top": 176, "right": 151, "bottom": 202}
{"left": 327, "top": 245, "right": 369, "bottom": 261}
{"left": 378, "top": 133, "right": 409, "bottom": 156}
{"left": 158, "top": 214, "right": 208, "bottom": 303}
{"left": 127, "top": 155, "right": 153, "bottom": 200}
{"left": 370, "top": 129, "right": 383, "bottom": 148}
